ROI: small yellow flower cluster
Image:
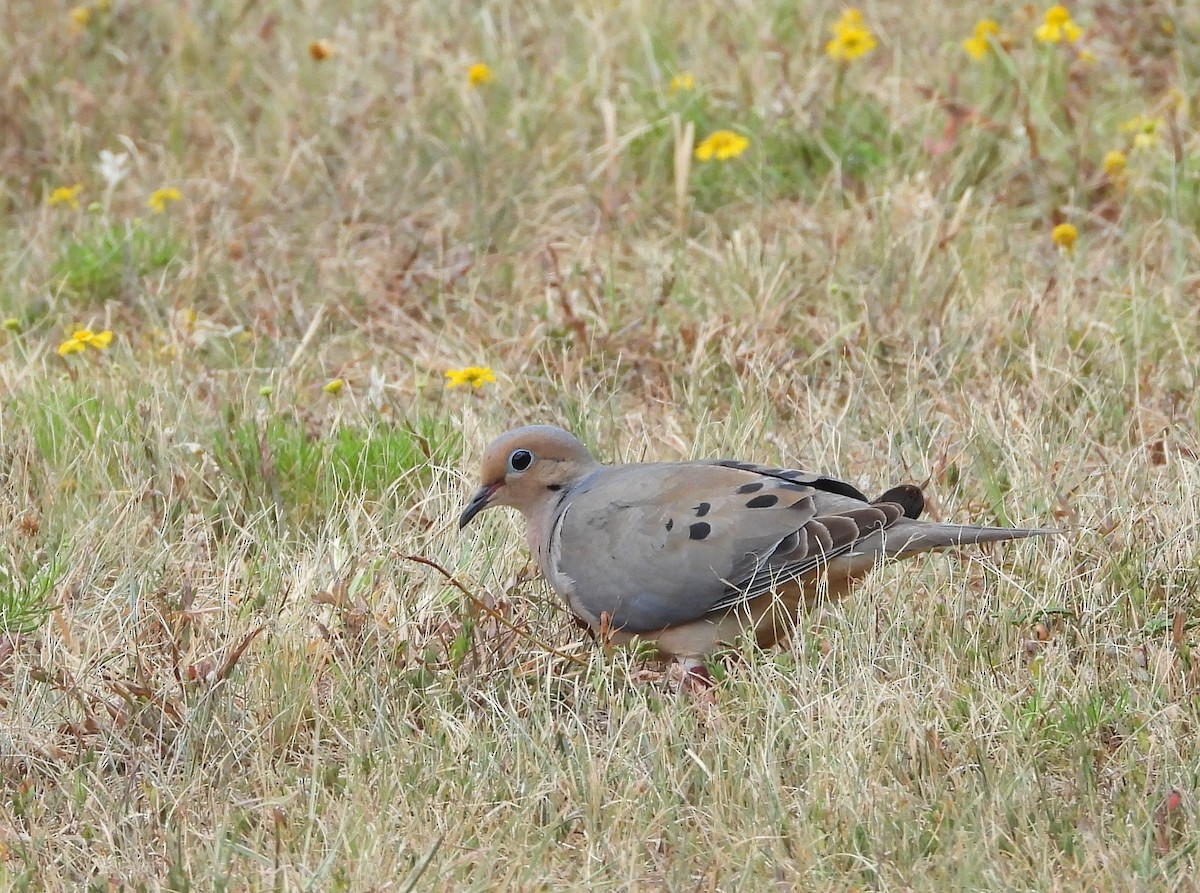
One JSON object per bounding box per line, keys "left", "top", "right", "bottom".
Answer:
{"left": 58, "top": 328, "right": 113, "bottom": 356}
{"left": 1119, "top": 115, "right": 1163, "bottom": 151}
{"left": 147, "top": 187, "right": 182, "bottom": 213}
{"left": 445, "top": 366, "right": 496, "bottom": 389}
{"left": 48, "top": 184, "right": 83, "bottom": 210}
{"left": 1094, "top": 115, "right": 1160, "bottom": 185}
{"left": 694, "top": 130, "right": 749, "bottom": 162}
{"left": 965, "top": 7, "right": 1084, "bottom": 58}
{"left": 1051, "top": 223, "right": 1078, "bottom": 253}
{"left": 467, "top": 63, "right": 492, "bottom": 87}
{"left": 1035, "top": 5, "right": 1082, "bottom": 45}
{"left": 669, "top": 73, "right": 695, "bottom": 93}
{"left": 825, "top": 9, "right": 877, "bottom": 62}
{"left": 322, "top": 378, "right": 345, "bottom": 394}
{"left": 963, "top": 19, "right": 1002, "bottom": 60}
{"left": 1102, "top": 149, "right": 1127, "bottom": 178}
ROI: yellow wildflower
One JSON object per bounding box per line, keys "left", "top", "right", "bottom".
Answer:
{"left": 963, "top": 19, "right": 1002, "bottom": 60}
{"left": 467, "top": 63, "right": 492, "bottom": 87}
{"left": 694, "top": 130, "right": 750, "bottom": 161}
{"left": 309, "top": 40, "right": 335, "bottom": 61}
{"left": 1102, "top": 149, "right": 1127, "bottom": 177}
{"left": 826, "top": 9, "right": 877, "bottom": 61}
{"left": 2, "top": 319, "right": 19, "bottom": 332}
{"left": 322, "top": 378, "right": 345, "bottom": 394}
{"left": 57, "top": 329, "right": 113, "bottom": 356}
{"left": 69, "top": 5, "right": 90, "bottom": 28}
{"left": 48, "top": 184, "right": 83, "bottom": 209}
{"left": 1036, "top": 5, "right": 1082, "bottom": 44}
{"left": 1076, "top": 48, "right": 1097, "bottom": 64}
{"left": 147, "top": 187, "right": 182, "bottom": 213}
{"left": 670, "top": 72, "right": 695, "bottom": 93}
{"left": 444, "top": 366, "right": 496, "bottom": 389}
{"left": 1120, "top": 115, "right": 1162, "bottom": 150}
{"left": 1051, "top": 223, "right": 1078, "bottom": 252}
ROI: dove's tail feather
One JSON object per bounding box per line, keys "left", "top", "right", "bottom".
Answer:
{"left": 880, "top": 520, "right": 1059, "bottom": 558}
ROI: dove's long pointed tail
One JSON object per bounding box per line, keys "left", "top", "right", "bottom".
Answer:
{"left": 877, "top": 520, "right": 1059, "bottom": 558}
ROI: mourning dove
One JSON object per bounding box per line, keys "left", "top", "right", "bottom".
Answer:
{"left": 459, "top": 425, "right": 1056, "bottom": 661}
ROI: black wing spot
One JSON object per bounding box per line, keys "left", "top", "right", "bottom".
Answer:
{"left": 665, "top": 518, "right": 674, "bottom": 531}
{"left": 777, "top": 481, "right": 811, "bottom": 493}
{"left": 689, "top": 522, "right": 711, "bottom": 540}
{"left": 694, "top": 502, "right": 711, "bottom": 517}
{"left": 736, "top": 482, "right": 764, "bottom": 494}
{"left": 746, "top": 494, "right": 779, "bottom": 509}
{"left": 810, "top": 476, "right": 869, "bottom": 502}
{"left": 546, "top": 484, "right": 563, "bottom": 492}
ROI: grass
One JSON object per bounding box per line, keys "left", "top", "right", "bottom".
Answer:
{"left": 1, "top": 0, "right": 1199, "bottom": 889}
{"left": 51, "top": 220, "right": 183, "bottom": 306}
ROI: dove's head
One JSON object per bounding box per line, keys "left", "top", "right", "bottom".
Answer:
{"left": 458, "top": 425, "right": 600, "bottom": 529}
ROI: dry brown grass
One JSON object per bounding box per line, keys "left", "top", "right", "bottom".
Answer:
{"left": 1, "top": 0, "right": 1199, "bottom": 889}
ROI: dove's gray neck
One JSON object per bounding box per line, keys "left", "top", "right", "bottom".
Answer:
{"left": 524, "top": 464, "right": 603, "bottom": 553}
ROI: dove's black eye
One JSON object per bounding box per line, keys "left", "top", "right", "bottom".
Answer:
{"left": 507, "top": 449, "right": 534, "bottom": 473}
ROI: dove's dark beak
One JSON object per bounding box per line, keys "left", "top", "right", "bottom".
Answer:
{"left": 458, "top": 482, "right": 501, "bottom": 529}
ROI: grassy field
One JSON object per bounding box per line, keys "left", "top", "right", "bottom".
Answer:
{"left": 2, "top": 0, "right": 1199, "bottom": 889}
